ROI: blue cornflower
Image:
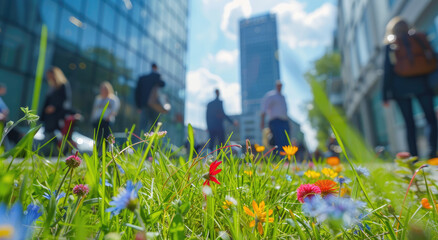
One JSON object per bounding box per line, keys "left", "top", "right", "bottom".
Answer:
{"left": 106, "top": 180, "right": 142, "bottom": 216}
{"left": 335, "top": 176, "right": 351, "bottom": 186}
{"left": 355, "top": 166, "right": 370, "bottom": 177}
{"left": 0, "top": 202, "right": 41, "bottom": 239}
{"left": 302, "top": 196, "right": 327, "bottom": 221}
{"left": 43, "top": 191, "right": 66, "bottom": 202}
{"left": 116, "top": 164, "right": 125, "bottom": 174}
{"left": 285, "top": 174, "right": 292, "bottom": 182}
{"left": 100, "top": 178, "right": 113, "bottom": 187}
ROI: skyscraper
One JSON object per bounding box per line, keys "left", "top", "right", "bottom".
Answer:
{"left": 0, "top": 0, "right": 188, "bottom": 145}
{"left": 239, "top": 13, "right": 280, "bottom": 143}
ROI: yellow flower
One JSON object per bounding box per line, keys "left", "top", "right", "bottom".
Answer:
{"left": 304, "top": 170, "right": 320, "bottom": 179}
{"left": 340, "top": 186, "right": 351, "bottom": 197}
{"left": 0, "top": 225, "right": 14, "bottom": 239}
{"left": 244, "top": 170, "right": 253, "bottom": 177}
{"left": 321, "top": 168, "right": 338, "bottom": 178}
{"left": 333, "top": 164, "right": 344, "bottom": 173}
{"left": 427, "top": 158, "right": 438, "bottom": 165}
{"left": 243, "top": 201, "right": 274, "bottom": 235}
{"left": 254, "top": 144, "right": 265, "bottom": 153}
{"left": 280, "top": 146, "right": 298, "bottom": 160}
{"left": 271, "top": 163, "right": 280, "bottom": 170}
{"left": 223, "top": 196, "right": 237, "bottom": 210}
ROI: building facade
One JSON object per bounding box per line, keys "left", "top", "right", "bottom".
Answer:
{"left": 0, "top": 0, "right": 188, "bottom": 144}
{"left": 336, "top": 0, "right": 438, "bottom": 155}
{"left": 239, "top": 13, "right": 280, "bottom": 144}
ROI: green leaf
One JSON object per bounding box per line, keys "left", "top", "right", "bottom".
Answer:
{"left": 0, "top": 124, "right": 41, "bottom": 158}
{"left": 169, "top": 213, "right": 185, "bottom": 240}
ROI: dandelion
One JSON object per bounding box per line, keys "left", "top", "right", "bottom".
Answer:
{"left": 244, "top": 170, "right": 253, "bottom": 177}
{"left": 223, "top": 196, "right": 237, "bottom": 209}
{"left": 326, "top": 156, "right": 340, "bottom": 166}
{"left": 65, "top": 151, "right": 81, "bottom": 169}
{"left": 304, "top": 170, "right": 320, "bottom": 179}
{"left": 73, "top": 184, "right": 89, "bottom": 197}
{"left": 314, "top": 180, "right": 338, "bottom": 198}
{"left": 296, "top": 184, "right": 321, "bottom": 203}
{"left": 355, "top": 166, "right": 370, "bottom": 177}
{"left": 254, "top": 144, "right": 265, "bottom": 153}
{"left": 280, "top": 146, "right": 298, "bottom": 160}
{"left": 203, "top": 160, "right": 222, "bottom": 186}
{"left": 243, "top": 200, "right": 274, "bottom": 235}
{"left": 106, "top": 181, "right": 142, "bottom": 216}
{"left": 321, "top": 168, "right": 338, "bottom": 178}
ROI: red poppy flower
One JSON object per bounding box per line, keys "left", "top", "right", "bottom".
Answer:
{"left": 203, "top": 160, "right": 222, "bottom": 186}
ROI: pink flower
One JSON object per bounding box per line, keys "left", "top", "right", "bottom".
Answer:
{"left": 73, "top": 184, "right": 89, "bottom": 197}
{"left": 297, "top": 184, "right": 321, "bottom": 203}
{"left": 66, "top": 152, "right": 82, "bottom": 169}
{"left": 396, "top": 152, "right": 411, "bottom": 159}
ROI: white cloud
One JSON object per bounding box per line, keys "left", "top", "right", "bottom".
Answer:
{"left": 220, "top": 0, "right": 252, "bottom": 39}
{"left": 272, "top": 2, "right": 337, "bottom": 48}
{"left": 207, "top": 49, "right": 239, "bottom": 66}
{"left": 185, "top": 68, "right": 241, "bottom": 129}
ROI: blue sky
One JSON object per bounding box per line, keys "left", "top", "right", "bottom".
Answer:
{"left": 184, "top": 0, "right": 337, "bottom": 150}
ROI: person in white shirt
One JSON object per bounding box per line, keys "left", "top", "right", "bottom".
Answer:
{"left": 91, "top": 81, "right": 120, "bottom": 146}
{"left": 260, "top": 80, "right": 290, "bottom": 153}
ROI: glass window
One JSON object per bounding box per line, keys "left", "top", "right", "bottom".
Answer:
{"left": 0, "top": 69, "right": 25, "bottom": 119}
{"left": 115, "top": 42, "right": 126, "bottom": 71}
{"left": 117, "top": 14, "right": 128, "bottom": 43}
{"left": 58, "top": 9, "right": 82, "bottom": 47}
{"left": 7, "top": 0, "right": 27, "bottom": 27}
{"left": 129, "top": 25, "right": 139, "bottom": 51}
{"left": 0, "top": 1, "right": 8, "bottom": 18}
{"left": 64, "top": 0, "right": 83, "bottom": 13}
{"left": 85, "top": 0, "right": 100, "bottom": 24}
{"left": 126, "top": 50, "right": 136, "bottom": 79}
{"left": 97, "top": 33, "right": 115, "bottom": 68}
{"left": 80, "top": 23, "right": 98, "bottom": 59}
{"left": 102, "top": 3, "right": 116, "bottom": 34}
{"left": 40, "top": 0, "right": 59, "bottom": 37}
{"left": 356, "top": 22, "right": 370, "bottom": 67}
{"left": 388, "top": 0, "right": 397, "bottom": 8}
{"left": 0, "top": 25, "right": 32, "bottom": 73}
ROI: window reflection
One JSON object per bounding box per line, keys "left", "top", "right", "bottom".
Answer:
{"left": 102, "top": 3, "right": 116, "bottom": 34}
{"left": 84, "top": 0, "right": 100, "bottom": 24}
{"left": 58, "top": 8, "right": 81, "bottom": 46}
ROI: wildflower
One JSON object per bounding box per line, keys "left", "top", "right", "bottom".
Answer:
{"left": 355, "top": 166, "right": 370, "bottom": 177}
{"left": 43, "top": 191, "right": 66, "bottom": 201}
{"left": 304, "top": 170, "right": 320, "bottom": 179}
{"left": 396, "top": 152, "right": 411, "bottom": 159}
{"left": 280, "top": 146, "right": 298, "bottom": 160}
{"left": 321, "top": 168, "right": 338, "bottom": 178}
{"left": 223, "top": 196, "right": 237, "bottom": 209}
{"left": 296, "top": 171, "right": 305, "bottom": 177}
{"left": 116, "top": 163, "right": 125, "bottom": 174}
{"left": 73, "top": 184, "right": 89, "bottom": 197}
{"left": 285, "top": 174, "right": 292, "bottom": 182}
{"left": 203, "top": 160, "right": 222, "bottom": 186}
{"left": 243, "top": 200, "right": 274, "bottom": 235}
{"left": 65, "top": 151, "right": 81, "bottom": 169}
{"left": 202, "top": 185, "right": 212, "bottom": 196}
{"left": 296, "top": 184, "right": 321, "bottom": 203}
{"left": 302, "top": 195, "right": 325, "bottom": 219}
{"left": 144, "top": 131, "right": 167, "bottom": 139}
{"left": 314, "top": 180, "right": 338, "bottom": 198}
{"left": 100, "top": 178, "right": 113, "bottom": 187}
{"left": 327, "top": 156, "right": 340, "bottom": 166}
{"left": 271, "top": 163, "right": 280, "bottom": 170}
{"left": 244, "top": 170, "right": 253, "bottom": 177}
{"left": 335, "top": 176, "right": 351, "bottom": 186}
{"left": 420, "top": 198, "right": 437, "bottom": 210}
{"left": 333, "top": 164, "right": 344, "bottom": 173}
{"left": 106, "top": 181, "right": 142, "bottom": 216}
{"left": 427, "top": 158, "right": 438, "bottom": 165}
{"left": 0, "top": 202, "right": 41, "bottom": 239}
{"left": 340, "top": 186, "right": 351, "bottom": 197}
{"left": 254, "top": 144, "right": 265, "bottom": 153}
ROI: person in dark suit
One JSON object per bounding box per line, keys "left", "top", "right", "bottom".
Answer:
{"left": 135, "top": 63, "right": 167, "bottom": 132}
{"left": 206, "top": 89, "right": 237, "bottom": 150}
{"left": 383, "top": 17, "right": 437, "bottom": 158}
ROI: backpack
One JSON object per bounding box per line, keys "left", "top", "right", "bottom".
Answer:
{"left": 392, "top": 32, "right": 437, "bottom": 77}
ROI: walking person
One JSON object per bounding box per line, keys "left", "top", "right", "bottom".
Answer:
{"left": 206, "top": 89, "right": 237, "bottom": 150}
{"left": 91, "top": 81, "right": 120, "bottom": 147}
{"left": 40, "top": 66, "right": 73, "bottom": 138}
{"left": 383, "top": 17, "right": 438, "bottom": 158}
{"left": 135, "top": 63, "right": 168, "bottom": 132}
{"left": 260, "top": 80, "right": 290, "bottom": 153}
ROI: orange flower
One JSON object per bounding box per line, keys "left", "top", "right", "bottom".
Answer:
{"left": 420, "top": 198, "right": 438, "bottom": 210}
{"left": 314, "top": 180, "right": 338, "bottom": 197}
{"left": 427, "top": 158, "right": 438, "bottom": 166}
{"left": 254, "top": 144, "right": 265, "bottom": 153}
{"left": 326, "top": 156, "right": 340, "bottom": 166}
{"left": 243, "top": 201, "right": 274, "bottom": 235}
{"left": 280, "top": 146, "right": 298, "bottom": 160}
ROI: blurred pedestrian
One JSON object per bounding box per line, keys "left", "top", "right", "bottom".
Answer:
{"left": 383, "top": 17, "right": 438, "bottom": 158}
{"left": 206, "top": 89, "right": 237, "bottom": 150}
{"left": 91, "top": 81, "right": 120, "bottom": 147}
{"left": 261, "top": 80, "right": 290, "bottom": 153}
{"left": 135, "top": 63, "right": 168, "bottom": 132}
{"left": 41, "top": 66, "right": 73, "bottom": 137}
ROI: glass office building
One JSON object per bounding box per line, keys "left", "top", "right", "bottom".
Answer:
{"left": 239, "top": 13, "right": 280, "bottom": 143}
{"left": 0, "top": 0, "right": 188, "bottom": 144}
